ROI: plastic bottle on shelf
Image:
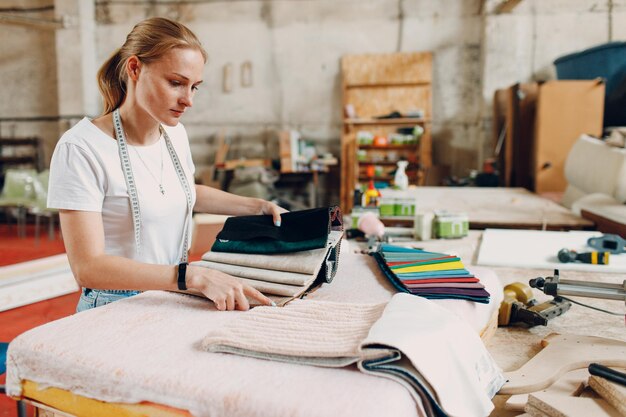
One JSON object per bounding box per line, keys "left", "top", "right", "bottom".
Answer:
{"left": 394, "top": 160, "right": 409, "bottom": 190}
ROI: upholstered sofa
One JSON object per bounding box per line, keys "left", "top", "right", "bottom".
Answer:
{"left": 561, "top": 134, "right": 626, "bottom": 236}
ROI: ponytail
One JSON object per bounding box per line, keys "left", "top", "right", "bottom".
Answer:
{"left": 97, "top": 49, "right": 126, "bottom": 115}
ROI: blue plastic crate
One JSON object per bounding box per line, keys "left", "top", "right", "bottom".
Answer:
{"left": 554, "top": 42, "right": 626, "bottom": 127}
{"left": 554, "top": 41, "right": 626, "bottom": 92}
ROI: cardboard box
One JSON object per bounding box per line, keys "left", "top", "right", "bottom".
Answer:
{"left": 495, "top": 80, "right": 605, "bottom": 193}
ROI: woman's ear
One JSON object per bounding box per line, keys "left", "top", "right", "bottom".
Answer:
{"left": 126, "top": 56, "right": 142, "bottom": 81}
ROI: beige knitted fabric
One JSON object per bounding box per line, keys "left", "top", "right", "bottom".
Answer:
{"left": 194, "top": 260, "right": 316, "bottom": 287}
{"left": 202, "top": 248, "right": 327, "bottom": 274}
{"left": 202, "top": 299, "right": 386, "bottom": 365}
{"left": 228, "top": 275, "right": 313, "bottom": 297}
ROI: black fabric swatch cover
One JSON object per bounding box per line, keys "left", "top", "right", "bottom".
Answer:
{"left": 212, "top": 206, "right": 343, "bottom": 254}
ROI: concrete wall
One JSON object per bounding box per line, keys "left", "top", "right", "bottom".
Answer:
{"left": 0, "top": 1, "right": 60, "bottom": 162}
{"left": 1, "top": 0, "right": 623, "bottom": 187}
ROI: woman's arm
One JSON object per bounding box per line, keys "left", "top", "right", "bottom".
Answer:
{"left": 194, "top": 184, "right": 287, "bottom": 224}
{"left": 60, "top": 209, "right": 272, "bottom": 310}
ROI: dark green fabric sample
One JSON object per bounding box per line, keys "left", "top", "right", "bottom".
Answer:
{"left": 211, "top": 206, "right": 342, "bottom": 254}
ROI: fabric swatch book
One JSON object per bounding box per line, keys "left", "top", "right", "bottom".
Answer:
{"left": 373, "top": 244, "right": 490, "bottom": 303}
{"left": 193, "top": 207, "right": 344, "bottom": 305}
{"left": 211, "top": 206, "right": 342, "bottom": 254}
{"left": 194, "top": 231, "right": 342, "bottom": 301}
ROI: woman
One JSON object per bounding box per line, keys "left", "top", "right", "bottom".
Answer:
{"left": 48, "top": 17, "right": 284, "bottom": 312}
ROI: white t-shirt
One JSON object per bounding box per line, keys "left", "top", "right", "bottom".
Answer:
{"left": 48, "top": 117, "right": 197, "bottom": 265}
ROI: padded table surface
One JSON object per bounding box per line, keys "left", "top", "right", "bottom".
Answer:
{"left": 7, "top": 240, "right": 501, "bottom": 417}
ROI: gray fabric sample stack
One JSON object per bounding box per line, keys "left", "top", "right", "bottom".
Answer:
{"left": 192, "top": 231, "right": 343, "bottom": 302}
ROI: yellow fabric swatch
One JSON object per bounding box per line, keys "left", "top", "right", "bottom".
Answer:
{"left": 393, "top": 261, "right": 465, "bottom": 273}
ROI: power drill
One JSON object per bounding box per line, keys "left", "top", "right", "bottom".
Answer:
{"left": 498, "top": 282, "right": 571, "bottom": 327}
{"left": 557, "top": 248, "right": 610, "bottom": 265}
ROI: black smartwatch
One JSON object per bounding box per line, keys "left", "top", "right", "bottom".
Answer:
{"left": 177, "top": 262, "right": 189, "bottom": 290}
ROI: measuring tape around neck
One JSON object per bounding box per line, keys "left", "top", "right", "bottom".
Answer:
{"left": 113, "top": 108, "right": 193, "bottom": 263}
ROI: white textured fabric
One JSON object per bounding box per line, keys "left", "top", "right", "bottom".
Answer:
{"left": 571, "top": 193, "right": 626, "bottom": 224}
{"left": 564, "top": 135, "right": 626, "bottom": 204}
{"left": 563, "top": 134, "right": 626, "bottom": 208}
{"left": 561, "top": 184, "right": 588, "bottom": 210}
{"left": 6, "top": 244, "right": 501, "bottom": 417}
{"left": 47, "top": 118, "right": 196, "bottom": 265}
{"left": 615, "top": 160, "right": 626, "bottom": 203}
{"left": 359, "top": 294, "right": 504, "bottom": 417}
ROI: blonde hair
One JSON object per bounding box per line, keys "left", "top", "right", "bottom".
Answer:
{"left": 97, "top": 17, "right": 208, "bottom": 114}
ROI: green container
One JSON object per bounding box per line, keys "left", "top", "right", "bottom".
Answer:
{"left": 395, "top": 198, "right": 416, "bottom": 216}
{"left": 379, "top": 197, "right": 396, "bottom": 216}
{"left": 434, "top": 214, "right": 468, "bottom": 239}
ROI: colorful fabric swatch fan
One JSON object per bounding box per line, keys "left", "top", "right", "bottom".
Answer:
{"left": 373, "top": 244, "right": 490, "bottom": 304}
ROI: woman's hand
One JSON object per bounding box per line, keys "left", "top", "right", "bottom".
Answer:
{"left": 259, "top": 200, "right": 288, "bottom": 226}
{"left": 186, "top": 265, "right": 274, "bottom": 311}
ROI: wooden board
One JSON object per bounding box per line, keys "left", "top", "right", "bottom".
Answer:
{"left": 505, "top": 368, "right": 588, "bottom": 411}
{"left": 345, "top": 86, "right": 432, "bottom": 119}
{"left": 580, "top": 209, "right": 626, "bottom": 238}
{"left": 500, "top": 333, "right": 626, "bottom": 395}
{"left": 21, "top": 380, "right": 192, "bottom": 417}
{"left": 589, "top": 375, "right": 626, "bottom": 415}
{"left": 341, "top": 52, "right": 432, "bottom": 86}
{"left": 526, "top": 392, "right": 621, "bottom": 417}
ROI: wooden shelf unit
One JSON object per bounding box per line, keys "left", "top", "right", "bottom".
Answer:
{"left": 358, "top": 144, "right": 420, "bottom": 151}
{"left": 340, "top": 52, "right": 433, "bottom": 213}
{"left": 344, "top": 117, "right": 430, "bottom": 126}
{"left": 0, "top": 136, "right": 43, "bottom": 186}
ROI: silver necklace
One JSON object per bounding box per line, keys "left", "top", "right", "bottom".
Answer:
{"left": 131, "top": 138, "right": 166, "bottom": 195}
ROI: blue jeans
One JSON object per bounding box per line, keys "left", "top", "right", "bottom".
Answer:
{"left": 76, "top": 288, "right": 140, "bottom": 313}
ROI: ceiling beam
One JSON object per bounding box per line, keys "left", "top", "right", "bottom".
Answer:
{"left": 495, "top": 0, "right": 523, "bottom": 14}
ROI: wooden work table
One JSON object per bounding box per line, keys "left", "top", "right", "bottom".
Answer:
{"left": 406, "top": 231, "right": 625, "bottom": 416}
{"left": 379, "top": 187, "right": 594, "bottom": 231}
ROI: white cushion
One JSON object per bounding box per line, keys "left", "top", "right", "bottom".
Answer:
{"left": 561, "top": 184, "right": 587, "bottom": 209}
{"left": 615, "top": 159, "right": 626, "bottom": 203}
{"left": 564, "top": 135, "right": 625, "bottom": 198}
{"left": 571, "top": 193, "right": 626, "bottom": 225}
